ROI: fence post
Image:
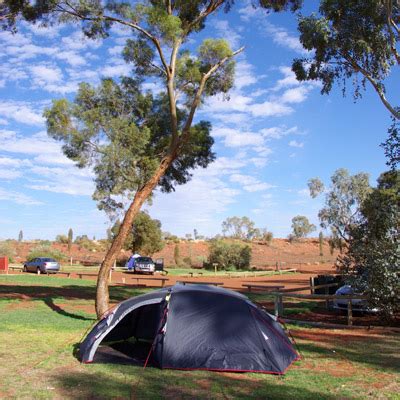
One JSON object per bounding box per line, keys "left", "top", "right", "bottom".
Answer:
{"left": 278, "top": 294, "right": 283, "bottom": 316}
{"left": 325, "top": 286, "right": 330, "bottom": 309}
{"left": 347, "top": 299, "right": 353, "bottom": 326}
{"left": 310, "top": 277, "right": 315, "bottom": 294}
{"left": 274, "top": 294, "right": 283, "bottom": 317}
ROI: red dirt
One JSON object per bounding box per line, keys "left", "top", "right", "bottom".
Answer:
{"left": 9, "top": 238, "right": 339, "bottom": 268}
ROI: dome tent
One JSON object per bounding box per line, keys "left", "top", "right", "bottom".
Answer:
{"left": 79, "top": 284, "right": 299, "bottom": 374}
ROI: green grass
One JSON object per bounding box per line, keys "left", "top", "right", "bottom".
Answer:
{"left": 0, "top": 275, "right": 399, "bottom": 399}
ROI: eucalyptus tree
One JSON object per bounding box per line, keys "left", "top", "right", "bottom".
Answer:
{"left": 292, "top": 0, "right": 400, "bottom": 120}
{"left": 291, "top": 215, "right": 316, "bottom": 239}
{"left": 308, "top": 168, "right": 371, "bottom": 251}
{"left": 44, "top": 1, "right": 246, "bottom": 318}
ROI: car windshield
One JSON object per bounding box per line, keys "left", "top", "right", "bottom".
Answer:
{"left": 41, "top": 258, "right": 56, "bottom": 262}
{"left": 136, "top": 257, "right": 153, "bottom": 263}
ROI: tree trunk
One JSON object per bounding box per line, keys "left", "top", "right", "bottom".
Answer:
{"left": 95, "top": 156, "right": 173, "bottom": 318}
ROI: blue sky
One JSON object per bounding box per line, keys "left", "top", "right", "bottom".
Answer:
{"left": 0, "top": 2, "right": 395, "bottom": 240}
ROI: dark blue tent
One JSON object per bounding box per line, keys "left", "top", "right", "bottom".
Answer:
{"left": 80, "top": 284, "right": 299, "bottom": 374}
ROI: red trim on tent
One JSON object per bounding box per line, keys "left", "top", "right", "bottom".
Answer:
{"left": 162, "top": 355, "right": 300, "bottom": 375}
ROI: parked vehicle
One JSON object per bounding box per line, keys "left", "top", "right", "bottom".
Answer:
{"left": 125, "top": 253, "right": 141, "bottom": 271}
{"left": 333, "top": 285, "right": 378, "bottom": 313}
{"left": 23, "top": 258, "right": 60, "bottom": 274}
{"left": 132, "top": 256, "right": 155, "bottom": 275}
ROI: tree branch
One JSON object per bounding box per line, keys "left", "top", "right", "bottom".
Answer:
{"left": 342, "top": 52, "right": 400, "bottom": 119}
{"left": 57, "top": 2, "right": 171, "bottom": 77}
{"left": 179, "top": 46, "right": 245, "bottom": 146}
{"left": 184, "top": 0, "right": 225, "bottom": 34}
{"left": 385, "top": 0, "right": 400, "bottom": 65}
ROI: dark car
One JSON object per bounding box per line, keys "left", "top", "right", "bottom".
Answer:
{"left": 133, "top": 256, "right": 155, "bottom": 274}
{"left": 23, "top": 257, "right": 60, "bottom": 274}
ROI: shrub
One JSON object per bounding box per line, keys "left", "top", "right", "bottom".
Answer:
{"left": 27, "top": 245, "right": 67, "bottom": 262}
{"left": 55, "top": 234, "right": 68, "bottom": 244}
{"left": 207, "top": 240, "right": 251, "bottom": 270}
{"left": 182, "top": 256, "right": 192, "bottom": 267}
{"left": 0, "top": 242, "right": 16, "bottom": 262}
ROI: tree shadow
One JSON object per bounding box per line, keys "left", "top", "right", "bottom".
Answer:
{"left": 43, "top": 298, "right": 94, "bottom": 321}
{"left": 52, "top": 367, "right": 340, "bottom": 400}
{"left": 0, "top": 283, "right": 149, "bottom": 321}
{"left": 293, "top": 329, "right": 400, "bottom": 373}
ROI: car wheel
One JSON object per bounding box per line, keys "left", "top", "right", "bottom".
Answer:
{"left": 23, "top": 265, "right": 27, "bottom": 272}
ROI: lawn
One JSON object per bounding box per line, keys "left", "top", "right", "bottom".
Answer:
{"left": 0, "top": 275, "right": 399, "bottom": 399}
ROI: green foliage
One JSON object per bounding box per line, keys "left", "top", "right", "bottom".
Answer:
{"left": 207, "top": 240, "right": 251, "bottom": 270}
{"left": 382, "top": 115, "right": 400, "bottom": 170}
{"left": 27, "top": 245, "right": 67, "bottom": 262}
{"left": 74, "top": 235, "right": 97, "bottom": 251}
{"left": 174, "top": 244, "right": 180, "bottom": 266}
{"left": 45, "top": 78, "right": 215, "bottom": 215}
{"left": 308, "top": 168, "right": 371, "bottom": 247}
{"left": 55, "top": 234, "right": 68, "bottom": 244}
{"left": 339, "top": 170, "right": 400, "bottom": 318}
{"left": 129, "top": 212, "right": 164, "bottom": 255}
{"left": 221, "top": 216, "right": 263, "bottom": 240}
{"left": 0, "top": 242, "right": 16, "bottom": 262}
{"left": 292, "top": 0, "right": 400, "bottom": 119}
{"left": 110, "top": 212, "right": 164, "bottom": 255}
{"left": 261, "top": 229, "right": 273, "bottom": 244}
{"left": 291, "top": 216, "right": 316, "bottom": 239}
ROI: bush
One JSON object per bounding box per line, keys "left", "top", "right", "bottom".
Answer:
{"left": 0, "top": 242, "right": 16, "bottom": 262}
{"left": 182, "top": 256, "right": 192, "bottom": 267}
{"left": 207, "top": 240, "right": 251, "bottom": 270}
{"left": 27, "top": 245, "right": 67, "bottom": 262}
{"left": 55, "top": 234, "right": 68, "bottom": 244}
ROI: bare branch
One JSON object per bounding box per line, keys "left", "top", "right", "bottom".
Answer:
{"left": 56, "top": 3, "right": 171, "bottom": 77}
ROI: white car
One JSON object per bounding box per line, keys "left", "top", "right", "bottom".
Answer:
{"left": 333, "top": 285, "right": 378, "bottom": 313}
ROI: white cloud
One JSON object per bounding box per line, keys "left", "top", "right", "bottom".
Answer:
{"left": 0, "top": 188, "right": 43, "bottom": 205}
{"left": 0, "top": 130, "right": 60, "bottom": 155}
{"left": 230, "top": 174, "right": 274, "bottom": 192}
{"left": 281, "top": 86, "right": 309, "bottom": 104}
{"left": 56, "top": 51, "right": 87, "bottom": 67}
{"left": 289, "top": 140, "right": 304, "bottom": 148}
{"left": 101, "top": 63, "right": 131, "bottom": 77}
{"left": 0, "top": 101, "right": 44, "bottom": 126}
{"left": 212, "top": 126, "right": 264, "bottom": 148}
{"left": 214, "top": 20, "right": 242, "bottom": 49}
{"left": 235, "top": 60, "right": 257, "bottom": 89}
{"left": 61, "top": 31, "right": 102, "bottom": 51}
{"left": 249, "top": 100, "right": 293, "bottom": 117}
{"left": 0, "top": 169, "right": 22, "bottom": 179}
{"left": 30, "top": 65, "right": 63, "bottom": 84}
{"left": 263, "top": 22, "right": 306, "bottom": 54}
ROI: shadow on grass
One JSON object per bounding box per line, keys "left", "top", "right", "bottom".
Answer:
{"left": 53, "top": 367, "right": 339, "bottom": 400}
{"left": 43, "top": 298, "right": 93, "bottom": 321}
{"left": 294, "top": 330, "right": 400, "bottom": 373}
{"left": 0, "top": 283, "right": 150, "bottom": 320}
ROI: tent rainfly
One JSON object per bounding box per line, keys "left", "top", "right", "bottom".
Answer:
{"left": 79, "top": 284, "right": 299, "bottom": 374}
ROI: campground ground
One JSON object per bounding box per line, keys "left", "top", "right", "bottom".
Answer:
{"left": 0, "top": 274, "right": 399, "bottom": 399}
